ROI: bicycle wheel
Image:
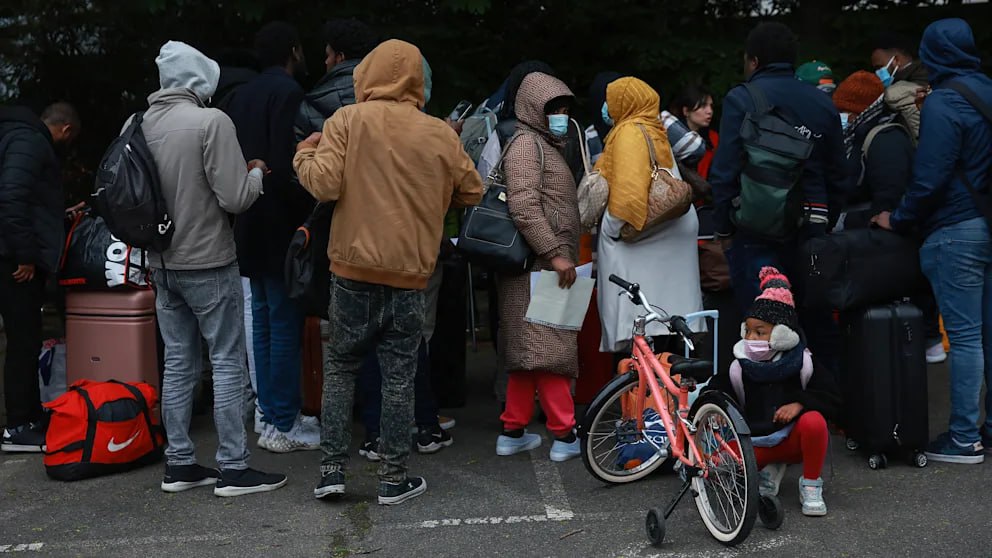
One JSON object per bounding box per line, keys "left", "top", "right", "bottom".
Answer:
{"left": 688, "top": 394, "right": 758, "bottom": 546}
{"left": 581, "top": 372, "right": 672, "bottom": 484}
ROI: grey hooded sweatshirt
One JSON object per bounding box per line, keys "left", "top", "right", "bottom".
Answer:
{"left": 138, "top": 41, "right": 263, "bottom": 270}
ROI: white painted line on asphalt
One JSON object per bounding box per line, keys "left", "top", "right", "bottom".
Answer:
{"left": 2, "top": 459, "right": 27, "bottom": 465}
{"left": 392, "top": 510, "right": 644, "bottom": 530}
{"left": 0, "top": 543, "right": 44, "bottom": 553}
{"left": 529, "top": 445, "right": 574, "bottom": 520}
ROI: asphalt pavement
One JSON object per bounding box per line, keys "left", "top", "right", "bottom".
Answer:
{"left": 1, "top": 341, "right": 989, "bottom": 558}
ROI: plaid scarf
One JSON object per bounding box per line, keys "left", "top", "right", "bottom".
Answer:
{"left": 842, "top": 94, "right": 892, "bottom": 160}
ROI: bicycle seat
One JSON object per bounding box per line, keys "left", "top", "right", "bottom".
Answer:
{"left": 667, "top": 355, "right": 713, "bottom": 383}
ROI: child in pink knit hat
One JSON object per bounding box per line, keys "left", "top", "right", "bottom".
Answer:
{"left": 709, "top": 267, "right": 842, "bottom": 517}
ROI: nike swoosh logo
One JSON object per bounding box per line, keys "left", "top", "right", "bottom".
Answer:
{"left": 107, "top": 431, "right": 141, "bottom": 453}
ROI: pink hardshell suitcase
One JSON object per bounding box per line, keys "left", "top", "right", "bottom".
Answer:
{"left": 65, "top": 289, "right": 159, "bottom": 392}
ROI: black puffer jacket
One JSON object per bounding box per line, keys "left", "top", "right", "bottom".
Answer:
{"left": 295, "top": 59, "right": 359, "bottom": 142}
{"left": 843, "top": 124, "right": 915, "bottom": 229}
{"left": 0, "top": 107, "right": 63, "bottom": 273}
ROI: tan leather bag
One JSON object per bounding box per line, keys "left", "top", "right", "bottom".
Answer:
{"left": 619, "top": 125, "right": 693, "bottom": 243}
{"left": 575, "top": 119, "right": 609, "bottom": 231}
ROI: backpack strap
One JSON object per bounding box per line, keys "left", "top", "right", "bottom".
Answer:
{"left": 729, "top": 360, "right": 746, "bottom": 405}
{"left": 572, "top": 118, "right": 591, "bottom": 175}
{"left": 73, "top": 386, "right": 98, "bottom": 463}
{"left": 861, "top": 122, "right": 909, "bottom": 157}
{"left": 943, "top": 81, "right": 992, "bottom": 225}
{"left": 743, "top": 82, "right": 770, "bottom": 114}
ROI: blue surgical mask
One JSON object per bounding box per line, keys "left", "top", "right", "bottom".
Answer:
{"left": 839, "top": 112, "right": 849, "bottom": 130}
{"left": 875, "top": 55, "right": 896, "bottom": 88}
{"left": 601, "top": 102, "right": 614, "bottom": 126}
{"left": 548, "top": 114, "right": 569, "bottom": 137}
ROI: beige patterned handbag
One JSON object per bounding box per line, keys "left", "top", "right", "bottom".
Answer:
{"left": 575, "top": 119, "right": 610, "bottom": 231}
{"left": 619, "top": 125, "right": 693, "bottom": 243}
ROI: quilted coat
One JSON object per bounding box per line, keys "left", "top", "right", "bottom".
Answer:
{"left": 498, "top": 72, "right": 582, "bottom": 378}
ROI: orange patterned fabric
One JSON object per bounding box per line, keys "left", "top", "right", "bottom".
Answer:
{"left": 595, "top": 78, "right": 675, "bottom": 231}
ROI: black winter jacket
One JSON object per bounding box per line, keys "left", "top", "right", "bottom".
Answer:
{"left": 224, "top": 67, "right": 314, "bottom": 278}
{"left": 0, "top": 107, "right": 63, "bottom": 273}
{"left": 707, "top": 355, "right": 843, "bottom": 437}
{"left": 294, "top": 60, "right": 359, "bottom": 142}
{"left": 842, "top": 124, "right": 914, "bottom": 229}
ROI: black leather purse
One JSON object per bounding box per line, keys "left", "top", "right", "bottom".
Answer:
{"left": 457, "top": 135, "right": 542, "bottom": 275}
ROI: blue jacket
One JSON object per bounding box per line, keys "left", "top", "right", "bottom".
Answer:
{"left": 709, "top": 63, "right": 848, "bottom": 236}
{"left": 224, "top": 67, "right": 314, "bottom": 277}
{"left": 891, "top": 18, "right": 992, "bottom": 235}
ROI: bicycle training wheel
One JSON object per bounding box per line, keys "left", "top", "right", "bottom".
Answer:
{"left": 581, "top": 372, "right": 673, "bottom": 484}
{"left": 688, "top": 393, "right": 758, "bottom": 546}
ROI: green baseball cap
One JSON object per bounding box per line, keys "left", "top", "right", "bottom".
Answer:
{"left": 796, "top": 60, "right": 836, "bottom": 93}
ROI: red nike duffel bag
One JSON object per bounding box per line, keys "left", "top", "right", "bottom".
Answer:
{"left": 43, "top": 379, "right": 165, "bottom": 481}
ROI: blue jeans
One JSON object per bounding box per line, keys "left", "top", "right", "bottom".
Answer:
{"left": 154, "top": 264, "right": 249, "bottom": 469}
{"left": 920, "top": 217, "right": 992, "bottom": 444}
{"left": 250, "top": 276, "right": 304, "bottom": 432}
{"left": 359, "top": 340, "right": 438, "bottom": 437}
{"left": 724, "top": 233, "right": 841, "bottom": 374}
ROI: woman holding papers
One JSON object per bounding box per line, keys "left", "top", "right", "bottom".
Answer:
{"left": 494, "top": 72, "right": 584, "bottom": 463}
{"left": 595, "top": 77, "right": 704, "bottom": 356}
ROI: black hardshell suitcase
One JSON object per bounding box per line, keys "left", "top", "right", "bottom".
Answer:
{"left": 840, "top": 302, "right": 929, "bottom": 469}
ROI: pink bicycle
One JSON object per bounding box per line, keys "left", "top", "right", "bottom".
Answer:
{"left": 578, "top": 274, "right": 776, "bottom": 547}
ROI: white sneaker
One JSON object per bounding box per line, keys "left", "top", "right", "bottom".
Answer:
{"left": 265, "top": 421, "right": 320, "bottom": 453}
{"left": 439, "top": 416, "right": 456, "bottom": 430}
{"left": 257, "top": 423, "right": 273, "bottom": 450}
{"left": 549, "top": 438, "right": 581, "bottom": 462}
{"left": 254, "top": 408, "right": 265, "bottom": 435}
{"left": 759, "top": 463, "right": 787, "bottom": 497}
{"left": 926, "top": 343, "right": 947, "bottom": 364}
{"left": 799, "top": 477, "right": 827, "bottom": 516}
{"left": 299, "top": 414, "right": 321, "bottom": 437}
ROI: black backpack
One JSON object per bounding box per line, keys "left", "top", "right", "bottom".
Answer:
{"left": 732, "top": 83, "right": 815, "bottom": 241}
{"left": 285, "top": 203, "right": 333, "bottom": 319}
{"left": 92, "top": 112, "right": 173, "bottom": 252}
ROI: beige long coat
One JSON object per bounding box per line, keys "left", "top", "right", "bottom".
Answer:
{"left": 497, "top": 72, "right": 582, "bottom": 378}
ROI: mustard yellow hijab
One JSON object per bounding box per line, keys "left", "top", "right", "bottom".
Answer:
{"left": 595, "top": 77, "right": 674, "bottom": 231}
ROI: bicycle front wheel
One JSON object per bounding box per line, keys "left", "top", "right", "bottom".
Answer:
{"left": 688, "top": 394, "right": 758, "bottom": 546}
{"left": 581, "top": 372, "right": 672, "bottom": 484}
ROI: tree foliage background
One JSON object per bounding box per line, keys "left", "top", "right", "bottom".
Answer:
{"left": 1, "top": 0, "right": 990, "bottom": 201}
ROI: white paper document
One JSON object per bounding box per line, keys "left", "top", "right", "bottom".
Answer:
{"left": 530, "top": 263, "right": 593, "bottom": 296}
{"left": 524, "top": 268, "right": 595, "bottom": 331}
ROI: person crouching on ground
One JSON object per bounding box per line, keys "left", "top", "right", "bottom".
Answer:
{"left": 708, "top": 267, "right": 841, "bottom": 516}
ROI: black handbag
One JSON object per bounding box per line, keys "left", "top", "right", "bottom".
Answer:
{"left": 457, "top": 135, "right": 541, "bottom": 274}
{"left": 802, "top": 228, "right": 927, "bottom": 311}
{"left": 285, "top": 202, "right": 334, "bottom": 319}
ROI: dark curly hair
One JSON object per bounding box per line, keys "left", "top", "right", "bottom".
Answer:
{"left": 323, "top": 18, "right": 378, "bottom": 60}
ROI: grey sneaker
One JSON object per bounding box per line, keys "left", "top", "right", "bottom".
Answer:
{"left": 759, "top": 463, "right": 786, "bottom": 497}
{"left": 264, "top": 423, "right": 319, "bottom": 453}
{"left": 925, "top": 342, "right": 947, "bottom": 365}
{"left": 799, "top": 477, "right": 827, "bottom": 516}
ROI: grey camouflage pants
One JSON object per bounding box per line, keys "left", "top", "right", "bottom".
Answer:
{"left": 320, "top": 275, "right": 425, "bottom": 483}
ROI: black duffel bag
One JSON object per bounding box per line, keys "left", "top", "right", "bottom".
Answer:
{"left": 457, "top": 134, "right": 536, "bottom": 275}
{"left": 802, "top": 228, "right": 927, "bottom": 311}
{"left": 285, "top": 203, "right": 334, "bottom": 319}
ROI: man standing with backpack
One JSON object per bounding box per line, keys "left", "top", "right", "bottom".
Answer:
{"left": 873, "top": 18, "right": 992, "bottom": 464}
{"left": 709, "top": 22, "right": 847, "bottom": 360}
{"left": 0, "top": 102, "right": 79, "bottom": 452}
{"left": 139, "top": 40, "right": 286, "bottom": 495}
{"left": 225, "top": 22, "right": 318, "bottom": 453}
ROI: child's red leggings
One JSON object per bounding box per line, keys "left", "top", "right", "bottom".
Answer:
{"left": 754, "top": 411, "right": 828, "bottom": 480}
{"left": 500, "top": 371, "right": 575, "bottom": 437}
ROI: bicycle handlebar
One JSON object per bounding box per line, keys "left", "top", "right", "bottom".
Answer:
{"left": 609, "top": 273, "right": 696, "bottom": 352}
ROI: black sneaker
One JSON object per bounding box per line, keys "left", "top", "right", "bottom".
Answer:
{"left": 161, "top": 464, "right": 221, "bottom": 493}
{"left": 314, "top": 470, "right": 346, "bottom": 499}
{"left": 1, "top": 422, "right": 46, "bottom": 453}
{"left": 359, "top": 437, "right": 381, "bottom": 462}
{"left": 378, "top": 476, "right": 427, "bottom": 506}
{"left": 214, "top": 468, "right": 288, "bottom": 497}
{"left": 416, "top": 426, "right": 453, "bottom": 454}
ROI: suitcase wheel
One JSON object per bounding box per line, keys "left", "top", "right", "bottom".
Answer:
{"left": 845, "top": 438, "right": 859, "bottom": 451}
{"left": 867, "top": 454, "right": 887, "bottom": 470}
{"left": 911, "top": 452, "right": 928, "bottom": 468}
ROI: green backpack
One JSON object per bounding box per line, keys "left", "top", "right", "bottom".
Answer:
{"left": 459, "top": 107, "right": 498, "bottom": 166}
{"left": 732, "top": 83, "right": 815, "bottom": 240}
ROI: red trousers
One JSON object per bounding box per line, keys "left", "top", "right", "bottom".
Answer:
{"left": 500, "top": 372, "right": 576, "bottom": 437}
{"left": 754, "top": 411, "right": 828, "bottom": 480}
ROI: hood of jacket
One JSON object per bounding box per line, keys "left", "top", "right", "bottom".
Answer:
{"left": 148, "top": 87, "right": 207, "bottom": 109}
{"left": 919, "top": 18, "right": 982, "bottom": 86}
{"left": 156, "top": 40, "right": 221, "bottom": 102}
{"left": 0, "top": 106, "right": 51, "bottom": 141}
{"left": 589, "top": 70, "right": 623, "bottom": 140}
{"left": 354, "top": 39, "right": 425, "bottom": 108}
{"left": 513, "top": 72, "right": 574, "bottom": 140}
